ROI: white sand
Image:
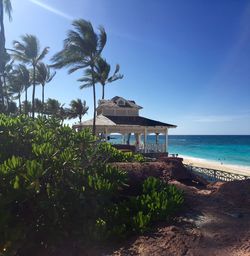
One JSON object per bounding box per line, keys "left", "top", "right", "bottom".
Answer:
{"left": 179, "top": 155, "right": 250, "bottom": 176}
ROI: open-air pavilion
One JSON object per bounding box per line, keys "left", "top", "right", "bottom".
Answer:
{"left": 73, "top": 96, "right": 177, "bottom": 154}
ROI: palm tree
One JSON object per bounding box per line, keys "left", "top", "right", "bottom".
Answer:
{"left": 51, "top": 19, "right": 107, "bottom": 135}
{"left": 34, "top": 98, "right": 43, "bottom": 114}
{"left": 15, "top": 64, "right": 30, "bottom": 115}
{"left": 21, "top": 100, "right": 31, "bottom": 116}
{"left": 8, "top": 71, "right": 24, "bottom": 113}
{"left": 69, "top": 99, "right": 88, "bottom": 123}
{"left": 0, "top": 0, "right": 12, "bottom": 109}
{"left": 1, "top": 55, "right": 13, "bottom": 108}
{"left": 12, "top": 34, "right": 49, "bottom": 118}
{"left": 45, "top": 98, "right": 61, "bottom": 116}
{"left": 95, "top": 57, "right": 123, "bottom": 99}
{"left": 36, "top": 62, "right": 56, "bottom": 113}
{"left": 7, "top": 100, "right": 17, "bottom": 115}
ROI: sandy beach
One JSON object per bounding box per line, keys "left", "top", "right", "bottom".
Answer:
{"left": 180, "top": 155, "right": 250, "bottom": 176}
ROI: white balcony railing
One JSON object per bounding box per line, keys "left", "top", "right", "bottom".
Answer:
{"left": 141, "top": 143, "right": 166, "bottom": 153}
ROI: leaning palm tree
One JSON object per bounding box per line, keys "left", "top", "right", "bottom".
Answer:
{"left": 51, "top": 19, "right": 107, "bottom": 135}
{"left": 69, "top": 98, "right": 88, "bottom": 123}
{"left": 95, "top": 57, "right": 123, "bottom": 99}
{"left": 36, "top": 62, "right": 56, "bottom": 113}
{"left": 12, "top": 34, "right": 49, "bottom": 118}
{"left": 0, "top": 0, "right": 12, "bottom": 109}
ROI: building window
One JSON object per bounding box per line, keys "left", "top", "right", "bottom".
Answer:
{"left": 118, "top": 99, "right": 125, "bottom": 106}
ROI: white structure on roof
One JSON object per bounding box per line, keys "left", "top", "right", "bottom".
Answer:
{"left": 73, "top": 96, "right": 177, "bottom": 154}
{"left": 97, "top": 96, "right": 142, "bottom": 116}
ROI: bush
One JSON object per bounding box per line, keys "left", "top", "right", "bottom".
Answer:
{"left": 0, "top": 115, "right": 183, "bottom": 254}
{"left": 101, "top": 177, "right": 184, "bottom": 236}
{"left": 97, "top": 142, "right": 145, "bottom": 163}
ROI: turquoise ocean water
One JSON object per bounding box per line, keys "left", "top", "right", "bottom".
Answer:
{"left": 110, "top": 135, "right": 250, "bottom": 167}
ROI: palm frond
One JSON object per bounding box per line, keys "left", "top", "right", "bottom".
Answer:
{"left": 79, "top": 83, "right": 93, "bottom": 89}
{"left": 37, "top": 47, "right": 50, "bottom": 63}
{"left": 68, "top": 64, "right": 89, "bottom": 74}
{"left": 4, "top": 0, "right": 12, "bottom": 21}
{"left": 97, "top": 26, "right": 107, "bottom": 54}
{"left": 77, "top": 77, "right": 91, "bottom": 82}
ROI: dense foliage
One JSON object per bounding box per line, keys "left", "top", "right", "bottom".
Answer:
{"left": 0, "top": 115, "right": 183, "bottom": 255}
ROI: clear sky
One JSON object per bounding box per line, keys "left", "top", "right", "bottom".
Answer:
{"left": 4, "top": 0, "right": 250, "bottom": 134}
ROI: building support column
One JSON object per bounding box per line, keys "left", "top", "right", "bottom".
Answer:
{"left": 155, "top": 133, "right": 159, "bottom": 145}
{"left": 155, "top": 132, "right": 159, "bottom": 152}
{"left": 165, "top": 128, "right": 168, "bottom": 153}
{"left": 105, "top": 127, "right": 108, "bottom": 141}
{"left": 135, "top": 133, "right": 140, "bottom": 152}
{"left": 144, "top": 127, "right": 147, "bottom": 153}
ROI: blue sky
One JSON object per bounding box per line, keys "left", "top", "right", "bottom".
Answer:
{"left": 5, "top": 0, "right": 250, "bottom": 134}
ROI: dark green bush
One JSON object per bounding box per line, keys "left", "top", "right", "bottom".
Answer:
{"left": 0, "top": 115, "right": 183, "bottom": 255}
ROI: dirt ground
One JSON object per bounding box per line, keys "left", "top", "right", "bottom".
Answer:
{"left": 107, "top": 179, "right": 250, "bottom": 256}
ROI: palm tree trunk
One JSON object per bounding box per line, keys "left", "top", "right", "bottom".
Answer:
{"left": 0, "top": 1, "right": 6, "bottom": 109}
{"left": 3, "top": 74, "right": 7, "bottom": 109}
{"left": 0, "top": 79, "right": 4, "bottom": 110}
{"left": 91, "top": 64, "right": 96, "bottom": 135}
{"left": 32, "top": 64, "right": 36, "bottom": 119}
{"left": 25, "top": 85, "right": 28, "bottom": 115}
{"left": 102, "top": 84, "right": 105, "bottom": 100}
{"left": 79, "top": 114, "right": 82, "bottom": 123}
{"left": 42, "top": 84, "right": 44, "bottom": 114}
{"left": 18, "top": 92, "right": 21, "bottom": 114}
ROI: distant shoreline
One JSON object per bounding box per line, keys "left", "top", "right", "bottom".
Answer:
{"left": 179, "top": 154, "right": 250, "bottom": 176}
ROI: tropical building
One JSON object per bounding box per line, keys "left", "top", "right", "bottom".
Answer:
{"left": 73, "top": 96, "right": 177, "bottom": 153}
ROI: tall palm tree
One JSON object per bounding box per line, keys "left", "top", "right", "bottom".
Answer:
{"left": 95, "top": 57, "right": 123, "bottom": 99}
{"left": 69, "top": 98, "right": 88, "bottom": 123}
{"left": 51, "top": 19, "right": 107, "bottom": 135}
{"left": 0, "top": 0, "right": 12, "bottom": 109}
{"left": 36, "top": 62, "right": 56, "bottom": 113}
{"left": 12, "top": 34, "right": 49, "bottom": 118}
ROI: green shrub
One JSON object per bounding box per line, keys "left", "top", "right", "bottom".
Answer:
{"left": 97, "top": 142, "right": 145, "bottom": 163}
{"left": 0, "top": 115, "right": 183, "bottom": 254}
{"left": 97, "top": 177, "right": 184, "bottom": 236}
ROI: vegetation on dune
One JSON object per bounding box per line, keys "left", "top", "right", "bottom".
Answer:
{"left": 0, "top": 115, "right": 183, "bottom": 255}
